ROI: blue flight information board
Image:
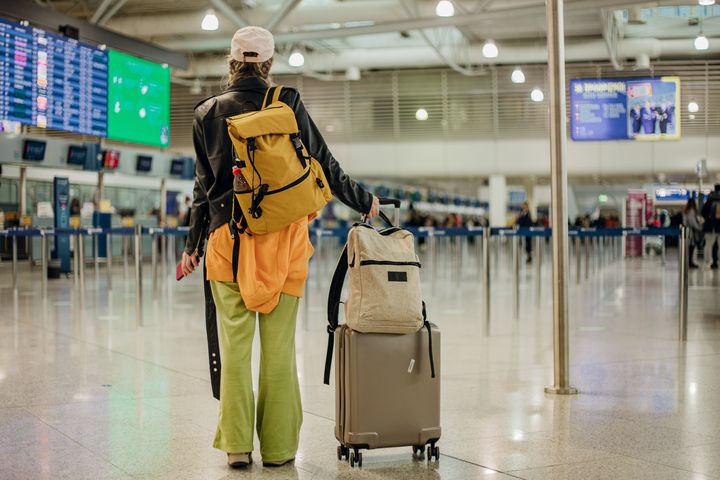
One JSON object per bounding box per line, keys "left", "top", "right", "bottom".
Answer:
{"left": 570, "top": 76, "right": 680, "bottom": 142}
{"left": 0, "top": 17, "right": 107, "bottom": 136}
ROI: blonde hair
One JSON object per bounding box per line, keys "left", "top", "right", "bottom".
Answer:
{"left": 226, "top": 56, "right": 273, "bottom": 87}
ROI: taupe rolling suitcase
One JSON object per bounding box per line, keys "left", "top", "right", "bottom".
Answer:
{"left": 332, "top": 324, "right": 441, "bottom": 467}
{"left": 323, "top": 199, "right": 441, "bottom": 468}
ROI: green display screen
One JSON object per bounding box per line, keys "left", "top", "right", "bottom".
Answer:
{"left": 107, "top": 50, "right": 170, "bottom": 147}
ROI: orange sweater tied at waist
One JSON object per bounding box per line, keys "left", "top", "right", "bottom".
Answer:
{"left": 205, "top": 216, "right": 314, "bottom": 313}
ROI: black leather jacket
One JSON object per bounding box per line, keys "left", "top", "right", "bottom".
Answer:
{"left": 184, "top": 76, "right": 373, "bottom": 255}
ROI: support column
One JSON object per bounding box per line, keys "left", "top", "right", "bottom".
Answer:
{"left": 97, "top": 171, "right": 105, "bottom": 206}
{"left": 159, "top": 178, "right": 167, "bottom": 226}
{"left": 19, "top": 166, "right": 27, "bottom": 217}
{"left": 488, "top": 175, "right": 507, "bottom": 227}
{"left": 544, "top": 0, "right": 577, "bottom": 396}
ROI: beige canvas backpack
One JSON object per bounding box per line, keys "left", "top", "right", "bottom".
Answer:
{"left": 323, "top": 206, "right": 434, "bottom": 384}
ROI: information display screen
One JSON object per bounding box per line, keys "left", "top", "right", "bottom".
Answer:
{"left": 570, "top": 76, "right": 680, "bottom": 141}
{"left": 0, "top": 17, "right": 107, "bottom": 136}
{"left": 107, "top": 50, "right": 170, "bottom": 147}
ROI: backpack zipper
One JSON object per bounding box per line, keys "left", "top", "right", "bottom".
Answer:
{"left": 234, "top": 167, "right": 313, "bottom": 197}
{"left": 359, "top": 260, "right": 421, "bottom": 268}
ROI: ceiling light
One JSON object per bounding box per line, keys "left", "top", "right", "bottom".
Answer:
{"left": 435, "top": 0, "right": 455, "bottom": 17}
{"left": 190, "top": 79, "right": 202, "bottom": 95}
{"left": 201, "top": 9, "right": 219, "bottom": 31}
{"left": 345, "top": 66, "right": 361, "bottom": 81}
{"left": 688, "top": 101, "right": 699, "bottom": 113}
{"left": 288, "top": 50, "right": 305, "bottom": 67}
{"left": 511, "top": 67, "right": 525, "bottom": 84}
{"left": 694, "top": 34, "right": 709, "bottom": 50}
{"left": 689, "top": 114, "right": 696, "bottom": 120}
{"left": 415, "top": 108, "right": 429, "bottom": 121}
{"left": 698, "top": 0, "right": 715, "bottom": 6}
{"left": 482, "top": 39, "right": 498, "bottom": 58}
{"left": 530, "top": 87, "right": 544, "bottom": 102}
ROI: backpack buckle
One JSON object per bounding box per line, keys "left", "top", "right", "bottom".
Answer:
{"left": 246, "top": 137, "right": 257, "bottom": 152}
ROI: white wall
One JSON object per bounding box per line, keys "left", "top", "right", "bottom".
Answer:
{"left": 327, "top": 135, "right": 720, "bottom": 178}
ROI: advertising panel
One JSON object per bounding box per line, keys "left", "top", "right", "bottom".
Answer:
{"left": 570, "top": 77, "right": 680, "bottom": 141}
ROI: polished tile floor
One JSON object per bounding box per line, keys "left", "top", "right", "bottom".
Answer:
{"left": 1, "top": 239, "right": 719, "bottom": 479}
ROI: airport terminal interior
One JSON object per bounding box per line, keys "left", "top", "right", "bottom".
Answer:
{"left": 1, "top": 0, "right": 720, "bottom": 479}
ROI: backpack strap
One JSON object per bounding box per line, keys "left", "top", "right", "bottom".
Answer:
{"left": 262, "top": 85, "right": 283, "bottom": 109}
{"left": 323, "top": 244, "right": 349, "bottom": 385}
{"left": 203, "top": 253, "right": 222, "bottom": 400}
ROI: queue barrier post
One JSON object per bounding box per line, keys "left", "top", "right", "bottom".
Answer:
{"left": 535, "top": 235, "right": 542, "bottom": 308}
{"left": 584, "top": 236, "right": 590, "bottom": 280}
{"left": 40, "top": 231, "right": 48, "bottom": 296}
{"left": 512, "top": 228, "right": 520, "bottom": 320}
{"left": 678, "top": 226, "right": 688, "bottom": 341}
{"left": 575, "top": 236, "right": 581, "bottom": 285}
{"left": 151, "top": 229, "right": 158, "bottom": 301}
{"left": 93, "top": 232, "right": 99, "bottom": 278}
{"left": 78, "top": 230, "right": 86, "bottom": 295}
{"left": 482, "top": 227, "right": 491, "bottom": 325}
{"left": 134, "top": 225, "right": 143, "bottom": 327}
{"left": 72, "top": 233, "right": 79, "bottom": 287}
{"left": 11, "top": 235, "right": 18, "bottom": 291}
{"left": 122, "top": 235, "right": 129, "bottom": 279}
{"left": 106, "top": 232, "right": 113, "bottom": 290}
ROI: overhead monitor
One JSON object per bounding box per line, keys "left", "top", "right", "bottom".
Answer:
{"left": 136, "top": 154, "right": 153, "bottom": 172}
{"left": 67, "top": 145, "right": 88, "bottom": 166}
{"left": 570, "top": 76, "right": 680, "bottom": 141}
{"left": 22, "top": 139, "right": 46, "bottom": 161}
{"left": 107, "top": 50, "right": 170, "bottom": 147}
{"left": 170, "top": 158, "right": 185, "bottom": 176}
{"left": 0, "top": 17, "right": 108, "bottom": 136}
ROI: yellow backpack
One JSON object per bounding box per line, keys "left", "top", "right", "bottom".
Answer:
{"left": 226, "top": 85, "right": 333, "bottom": 236}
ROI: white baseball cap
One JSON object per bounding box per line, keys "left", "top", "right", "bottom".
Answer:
{"left": 230, "top": 26, "right": 275, "bottom": 63}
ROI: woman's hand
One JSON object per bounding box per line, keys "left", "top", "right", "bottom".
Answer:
{"left": 182, "top": 251, "right": 200, "bottom": 276}
{"left": 367, "top": 196, "right": 380, "bottom": 219}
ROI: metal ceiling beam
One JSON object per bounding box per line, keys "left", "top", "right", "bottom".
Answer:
{"left": 89, "top": 0, "right": 113, "bottom": 24}
{"left": 210, "top": 0, "right": 249, "bottom": 28}
{"left": 0, "top": 0, "right": 188, "bottom": 68}
{"left": 97, "top": 0, "right": 127, "bottom": 25}
{"left": 271, "top": 0, "right": 646, "bottom": 43}
{"left": 265, "top": 0, "right": 302, "bottom": 32}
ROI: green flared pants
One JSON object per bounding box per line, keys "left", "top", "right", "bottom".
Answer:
{"left": 210, "top": 281, "right": 302, "bottom": 462}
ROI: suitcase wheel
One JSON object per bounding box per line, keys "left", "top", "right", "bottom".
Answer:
{"left": 349, "top": 450, "right": 362, "bottom": 468}
{"left": 426, "top": 444, "right": 440, "bottom": 462}
{"left": 337, "top": 445, "right": 349, "bottom": 461}
{"left": 412, "top": 445, "right": 425, "bottom": 458}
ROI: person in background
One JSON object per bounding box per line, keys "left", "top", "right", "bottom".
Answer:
{"left": 640, "top": 101, "right": 656, "bottom": 134}
{"left": 516, "top": 201, "right": 533, "bottom": 263}
{"left": 700, "top": 185, "right": 720, "bottom": 269}
{"left": 181, "top": 26, "right": 379, "bottom": 469}
{"left": 658, "top": 101, "right": 674, "bottom": 134}
{"left": 683, "top": 198, "right": 703, "bottom": 269}
{"left": 630, "top": 103, "right": 642, "bottom": 135}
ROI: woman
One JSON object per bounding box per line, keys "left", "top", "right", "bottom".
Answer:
{"left": 181, "top": 26, "right": 379, "bottom": 468}
{"left": 683, "top": 198, "right": 703, "bottom": 269}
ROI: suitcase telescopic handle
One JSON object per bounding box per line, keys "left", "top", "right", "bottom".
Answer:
{"left": 378, "top": 197, "right": 401, "bottom": 208}
{"left": 377, "top": 197, "right": 401, "bottom": 226}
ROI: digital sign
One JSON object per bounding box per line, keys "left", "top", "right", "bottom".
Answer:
{"left": 107, "top": 49, "right": 170, "bottom": 147}
{"left": 570, "top": 76, "right": 680, "bottom": 141}
{"left": 0, "top": 17, "right": 107, "bottom": 136}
